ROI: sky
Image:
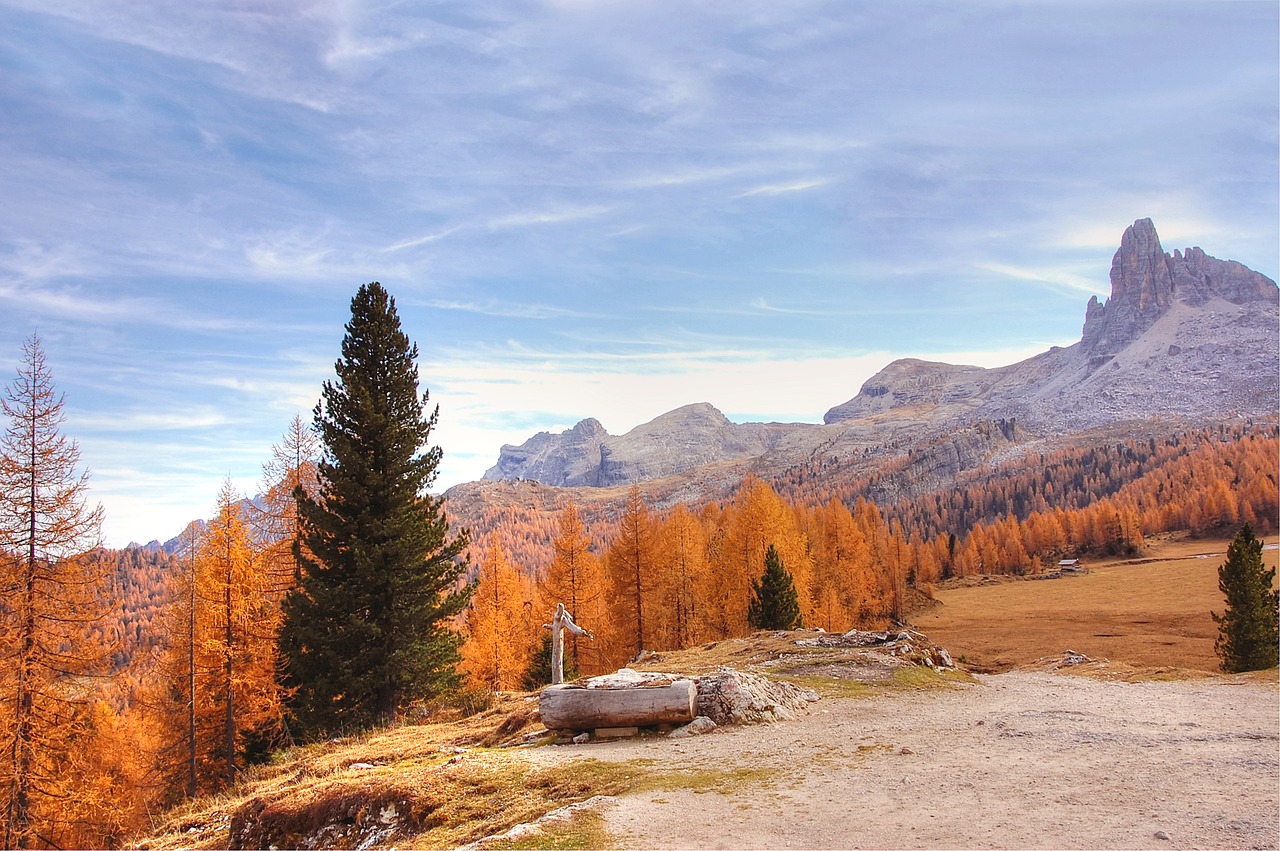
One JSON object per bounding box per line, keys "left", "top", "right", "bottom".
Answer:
{"left": 0, "top": 1, "right": 1276, "bottom": 547}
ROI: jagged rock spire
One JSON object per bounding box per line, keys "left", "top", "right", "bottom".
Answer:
{"left": 1082, "top": 218, "right": 1277, "bottom": 355}
{"left": 1082, "top": 218, "right": 1173, "bottom": 354}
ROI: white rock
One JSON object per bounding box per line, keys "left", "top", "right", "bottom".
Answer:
{"left": 669, "top": 716, "right": 718, "bottom": 738}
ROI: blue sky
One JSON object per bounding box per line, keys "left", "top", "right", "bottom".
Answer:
{"left": 1, "top": 1, "right": 1276, "bottom": 546}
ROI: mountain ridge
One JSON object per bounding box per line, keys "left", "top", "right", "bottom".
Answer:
{"left": 480, "top": 218, "right": 1278, "bottom": 491}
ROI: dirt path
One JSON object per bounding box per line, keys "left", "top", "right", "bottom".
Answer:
{"left": 529, "top": 672, "right": 1279, "bottom": 850}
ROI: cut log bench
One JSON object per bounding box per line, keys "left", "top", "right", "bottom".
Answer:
{"left": 539, "top": 678, "right": 697, "bottom": 734}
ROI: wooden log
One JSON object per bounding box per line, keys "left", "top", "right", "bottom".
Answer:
{"left": 539, "top": 680, "right": 697, "bottom": 730}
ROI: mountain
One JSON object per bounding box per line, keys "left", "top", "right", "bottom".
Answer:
{"left": 479, "top": 218, "right": 1278, "bottom": 495}
{"left": 483, "top": 403, "right": 799, "bottom": 488}
{"left": 825, "top": 218, "right": 1277, "bottom": 431}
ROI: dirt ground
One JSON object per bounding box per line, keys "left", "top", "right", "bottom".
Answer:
{"left": 529, "top": 671, "right": 1278, "bottom": 850}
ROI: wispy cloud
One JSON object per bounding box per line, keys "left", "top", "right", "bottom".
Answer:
{"left": 422, "top": 299, "right": 603, "bottom": 320}
{"left": 977, "top": 263, "right": 1107, "bottom": 297}
{"left": 749, "top": 297, "right": 830, "bottom": 317}
{"left": 735, "top": 178, "right": 831, "bottom": 198}
{"left": 0, "top": 280, "right": 159, "bottom": 322}
{"left": 485, "top": 204, "right": 614, "bottom": 231}
{"left": 73, "top": 408, "right": 233, "bottom": 432}
{"left": 613, "top": 164, "right": 756, "bottom": 190}
{"left": 383, "top": 226, "right": 465, "bottom": 253}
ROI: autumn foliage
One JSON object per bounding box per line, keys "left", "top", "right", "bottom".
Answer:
{"left": 457, "top": 422, "right": 1279, "bottom": 684}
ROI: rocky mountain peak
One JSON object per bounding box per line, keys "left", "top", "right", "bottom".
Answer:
{"left": 568, "top": 417, "right": 608, "bottom": 439}
{"left": 1082, "top": 217, "right": 1174, "bottom": 355}
{"left": 1082, "top": 218, "right": 1277, "bottom": 355}
{"left": 648, "top": 402, "right": 732, "bottom": 428}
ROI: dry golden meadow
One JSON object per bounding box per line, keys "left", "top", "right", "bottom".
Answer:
{"left": 914, "top": 532, "right": 1280, "bottom": 675}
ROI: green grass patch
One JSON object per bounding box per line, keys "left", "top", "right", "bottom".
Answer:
{"left": 635, "top": 764, "right": 776, "bottom": 795}
{"left": 889, "top": 664, "right": 975, "bottom": 689}
{"left": 469, "top": 759, "right": 774, "bottom": 850}
{"left": 778, "top": 663, "right": 973, "bottom": 699}
{"left": 778, "top": 674, "right": 877, "bottom": 699}
{"left": 541, "top": 758, "right": 774, "bottom": 797}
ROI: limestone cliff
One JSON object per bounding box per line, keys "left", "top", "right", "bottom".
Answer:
{"left": 1081, "top": 217, "right": 1276, "bottom": 356}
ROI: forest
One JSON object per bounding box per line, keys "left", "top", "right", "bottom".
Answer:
{"left": 0, "top": 323, "right": 1276, "bottom": 848}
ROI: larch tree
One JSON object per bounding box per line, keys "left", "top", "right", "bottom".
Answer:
{"left": 653, "top": 505, "right": 708, "bottom": 650}
{"left": 280, "top": 282, "right": 471, "bottom": 738}
{"left": 158, "top": 520, "right": 206, "bottom": 801}
{"left": 538, "top": 501, "right": 603, "bottom": 675}
{"left": 158, "top": 485, "right": 282, "bottom": 798}
{"left": 198, "top": 480, "right": 282, "bottom": 787}
{"left": 717, "top": 478, "right": 814, "bottom": 633}
{"left": 253, "top": 414, "right": 320, "bottom": 598}
{"left": 0, "top": 335, "right": 112, "bottom": 849}
{"left": 460, "top": 542, "right": 534, "bottom": 691}
{"left": 604, "top": 486, "right": 655, "bottom": 662}
{"left": 1212, "top": 524, "right": 1279, "bottom": 673}
{"left": 806, "top": 500, "right": 870, "bottom": 632}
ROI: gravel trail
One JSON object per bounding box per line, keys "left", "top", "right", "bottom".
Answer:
{"left": 530, "top": 672, "right": 1279, "bottom": 850}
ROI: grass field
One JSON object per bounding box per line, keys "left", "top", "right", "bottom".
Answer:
{"left": 911, "top": 533, "right": 1280, "bottom": 674}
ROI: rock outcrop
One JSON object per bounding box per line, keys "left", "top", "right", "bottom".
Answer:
{"left": 692, "top": 669, "right": 819, "bottom": 726}
{"left": 822, "top": 359, "right": 991, "bottom": 423}
{"left": 482, "top": 417, "right": 607, "bottom": 485}
{"left": 1082, "top": 217, "right": 1276, "bottom": 356}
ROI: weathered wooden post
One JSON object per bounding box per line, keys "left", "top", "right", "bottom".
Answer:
{"left": 547, "top": 603, "right": 592, "bottom": 685}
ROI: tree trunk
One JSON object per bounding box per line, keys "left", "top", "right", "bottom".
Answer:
{"left": 539, "top": 680, "right": 696, "bottom": 730}
{"left": 224, "top": 569, "right": 235, "bottom": 789}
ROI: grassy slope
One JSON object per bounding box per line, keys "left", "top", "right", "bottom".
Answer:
{"left": 912, "top": 533, "right": 1280, "bottom": 673}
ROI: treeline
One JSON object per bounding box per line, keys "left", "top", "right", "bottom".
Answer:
{"left": 458, "top": 423, "right": 1279, "bottom": 688}
{"left": 459, "top": 423, "right": 1278, "bottom": 574}
{"left": 784, "top": 421, "right": 1277, "bottom": 543}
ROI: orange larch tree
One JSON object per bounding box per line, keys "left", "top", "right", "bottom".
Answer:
{"left": 537, "top": 501, "right": 605, "bottom": 676}
{"left": 159, "top": 481, "right": 283, "bottom": 796}
{"left": 461, "top": 541, "right": 535, "bottom": 691}
{"left": 0, "top": 335, "right": 115, "bottom": 849}
{"left": 604, "top": 486, "right": 657, "bottom": 663}
{"left": 652, "top": 504, "right": 710, "bottom": 650}
{"left": 715, "top": 478, "right": 814, "bottom": 635}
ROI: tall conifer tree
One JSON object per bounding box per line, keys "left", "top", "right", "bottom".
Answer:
{"left": 0, "top": 335, "right": 111, "bottom": 848}
{"left": 747, "top": 545, "right": 802, "bottom": 631}
{"left": 1212, "top": 524, "right": 1279, "bottom": 673}
{"left": 280, "top": 283, "right": 471, "bottom": 737}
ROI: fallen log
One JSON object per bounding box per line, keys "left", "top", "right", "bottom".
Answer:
{"left": 539, "top": 679, "right": 697, "bottom": 730}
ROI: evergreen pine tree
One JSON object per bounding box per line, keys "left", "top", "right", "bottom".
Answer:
{"left": 747, "top": 544, "right": 802, "bottom": 631}
{"left": 279, "top": 282, "right": 471, "bottom": 737}
{"left": 1212, "top": 524, "right": 1279, "bottom": 673}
